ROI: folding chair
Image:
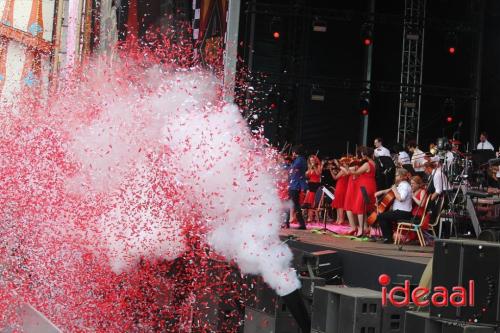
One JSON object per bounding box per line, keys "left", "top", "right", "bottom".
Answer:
{"left": 394, "top": 195, "right": 431, "bottom": 247}
{"left": 427, "top": 195, "right": 446, "bottom": 238}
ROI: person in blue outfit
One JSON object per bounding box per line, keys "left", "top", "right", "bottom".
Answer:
{"left": 286, "top": 145, "right": 308, "bottom": 229}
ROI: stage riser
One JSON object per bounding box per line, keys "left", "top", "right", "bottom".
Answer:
{"left": 283, "top": 237, "right": 426, "bottom": 291}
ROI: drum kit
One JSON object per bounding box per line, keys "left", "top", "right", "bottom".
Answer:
{"left": 438, "top": 138, "right": 496, "bottom": 189}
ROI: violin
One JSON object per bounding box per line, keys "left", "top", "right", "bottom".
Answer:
{"left": 366, "top": 190, "right": 396, "bottom": 225}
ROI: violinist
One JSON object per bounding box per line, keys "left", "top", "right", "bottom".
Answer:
{"left": 341, "top": 146, "right": 377, "bottom": 237}
{"left": 303, "top": 155, "right": 322, "bottom": 222}
{"left": 330, "top": 157, "right": 349, "bottom": 225}
{"left": 374, "top": 168, "right": 413, "bottom": 244}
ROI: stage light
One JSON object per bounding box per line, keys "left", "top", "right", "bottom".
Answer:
{"left": 360, "top": 22, "right": 374, "bottom": 46}
{"left": 270, "top": 17, "right": 281, "bottom": 40}
{"left": 359, "top": 92, "right": 370, "bottom": 116}
{"left": 270, "top": 102, "right": 277, "bottom": 109}
{"left": 446, "top": 31, "right": 458, "bottom": 55}
{"left": 446, "top": 116, "right": 453, "bottom": 123}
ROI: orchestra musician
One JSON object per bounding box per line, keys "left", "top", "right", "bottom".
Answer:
{"left": 330, "top": 157, "right": 349, "bottom": 225}
{"left": 393, "top": 143, "right": 413, "bottom": 174}
{"left": 341, "top": 146, "right": 377, "bottom": 237}
{"left": 374, "top": 168, "right": 413, "bottom": 244}
{"left": 410, "top": 175, "right": 428, "bottom": 219}
{"left": 477, "top": 131, "right": 494, "bottom": 150}
{"left": 374, "top": 137, "right": 391, "bottom": 158}
{"left": 303, "top": 155, "right": 322, "bottom": 222}
{"left": 407, "top": 140, "right": 426, "bottom": 178}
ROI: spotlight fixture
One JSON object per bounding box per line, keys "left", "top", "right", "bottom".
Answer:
{"left": 270, "top": 17, "right": 281, "bottom": 40}
{"left": 360, "top": 22, "right": 373, "bottom": 46}
{"left": 359, "top": 92, "right": 370, "bottom": 116}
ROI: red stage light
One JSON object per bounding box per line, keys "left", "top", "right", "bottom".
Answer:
{"left": 361, "top": 109, "right": 369, "bottom": 116}
{"left": 364, "top": 38, "right": 372, "bottom": 46}
{"left": 446, "top": 116, "right": 453, "bottom": 123}
{"left": 273, "top": 31, "right": 280, "bottom": 39}
{"left": 270, "top": 103, "right": 277, "bottom": 109}
{"left": 448, "top": 47, "right": 455, "bottom": 54}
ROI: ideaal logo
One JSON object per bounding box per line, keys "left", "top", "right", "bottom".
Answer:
{"left": 379, "top": 274, "right": 475, "bottom": 307}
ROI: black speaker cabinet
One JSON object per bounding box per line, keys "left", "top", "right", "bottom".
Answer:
{"left": 432, "top": 239, "right": 500, "bottom": 326}
{"left": 404, "top": 311, "right": 441, "bottom": 333}
{"left": 243, "top": 307, "right": 300, "bottom": 333}
{"left": 381, "top": 304, "right": 407, "bottom": 333}
{"left": 311, "top": 285, "right": 382, "bottom": 333}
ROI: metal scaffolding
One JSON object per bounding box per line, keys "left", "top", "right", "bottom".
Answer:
{"left": 397, "top": 0, "right": 426, "bottom": 144}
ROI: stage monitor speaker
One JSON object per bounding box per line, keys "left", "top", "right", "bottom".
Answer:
{"left": 311, "top": 285, "right": 381, "bottom": 333}
{"left": 477, "top": 229, "right": 500, "bottom": 243}
{"left": 243, "top": 307, "right": 300, "bottom": 333}
{"left": 381, "top": 304, "right": 407, "bottom": 333}
{"left": 431, "top": 239, "right": 500, "bottom": 326}
{"left": 246, "top": 277, "right": 293, "bottom": 318}
{"left": 404, "top": 311, "right": 441, "bottom": 333}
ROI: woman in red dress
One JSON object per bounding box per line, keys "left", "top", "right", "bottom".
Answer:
{"left": 343, "top": 146, "right": 377, "bottom": 237}
{"left": 303, "top": 155, "right": 322, "bottom": 222}
{"left": 330, "top": 158, "right": 349, "bottom": 225}
{"left": 342, "top": 157, "right": 361, "bottom": 235}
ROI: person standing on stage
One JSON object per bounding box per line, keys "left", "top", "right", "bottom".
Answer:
{"left": 424, "top": 161, "right": 449, "bottom": 201}
{"left": 407, "top": 140, "right": 426, "bottom": 178}
{"left": 477, "top": 132, "right": 494, "bottom": 150}
{"left": 374, "top": 137, "right": 391, "bottom": 158}
{"left": 374, "top": 168, "right": 413, "bottom": 244}
{"left": 303, "top": 155, "right": 322, "bottom": 222}
{"left": 285, "top": 145, "right": 308, "bottom": 230}
{"left": 342, "top": 146, "right": 377, "bottom": 237}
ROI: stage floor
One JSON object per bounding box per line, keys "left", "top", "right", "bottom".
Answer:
{"left": 280, "top": 228, "right": 433, "bottom": 265}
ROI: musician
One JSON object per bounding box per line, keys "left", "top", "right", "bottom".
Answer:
{"left": 424, "top": 161, "right": 449, "bottom": 201}
{"left": 393, "top": 143, "right": 413, "bottom": 174}
{"left": 374, "top": 138, "right": 395, "bottom": 191}
{"left": 410, "top": 175, "right": 427, "bottom": 218}
{"left": 407, "top": 140, "right": 426, "bottom": 177}
{"left": 330, "top": 158, "right": 349, "bottom": 225}
{"left": 342, "top": 146, "right": 377, "bottom": 237}
{"left": 303, "top": 155, "right": 322, "bottom": 222}
{"left": 477, "top": 131, "right": 494, "bottom": 150}
{"left": 374, "top": 168, "right": 413, "bottom": 244}
{"left": 374, "top": 137, "right": 391, "bottom": 158}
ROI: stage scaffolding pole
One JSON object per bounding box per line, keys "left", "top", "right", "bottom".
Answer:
{"left": 397, "top": 0, "right": 426, "bottom": 145}
{"left": 360, "top": 0, "right": 375, "bottom": 146}
{"left": 223, "top": 0, "right": 242, "bottom": 103}
{"left": 471, "top": 0, "right": 485, "bottom": 147}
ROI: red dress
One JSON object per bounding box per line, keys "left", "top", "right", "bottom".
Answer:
{"left": 351, "top": 161, "right": 377, "bottom": 214}
{"left": 303, "top": 171, "right": 321, "bottom": 206}
{"left": 343, "top": 175, "right": 358, "bottom": 212}
{"left": 331, "top": 175, "right": 348, "bottom": 209}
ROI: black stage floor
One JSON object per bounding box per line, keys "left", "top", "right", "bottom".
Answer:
{"left": 280, "top": 228, "right": 433, "bottom": 290}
